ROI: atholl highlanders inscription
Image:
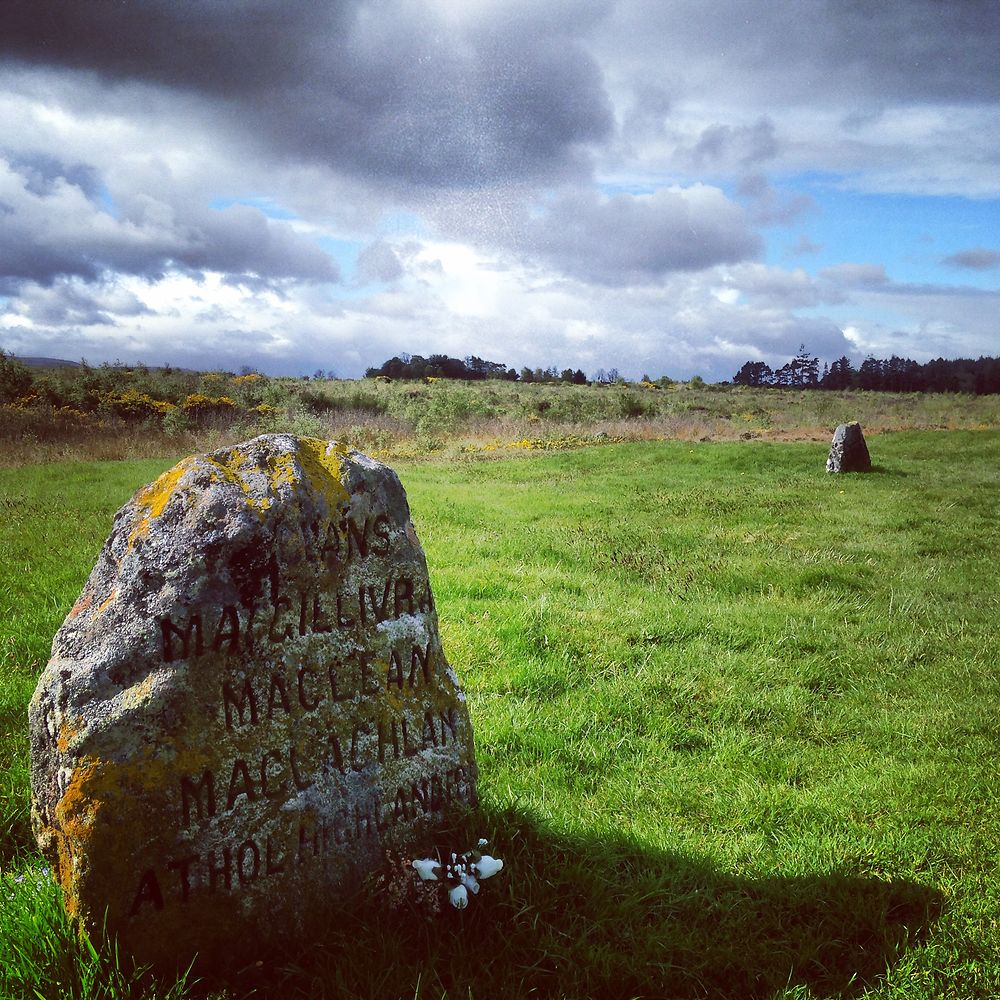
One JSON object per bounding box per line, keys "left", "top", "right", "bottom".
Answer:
{"left": 28, "top": 434, "right": 477, "bottom": 968}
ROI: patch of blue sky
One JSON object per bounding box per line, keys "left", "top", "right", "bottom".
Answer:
{"left": 97, "top": 185, "right": 120, "bottom": 218}
{"left": 317, "top": 235, "right": 363, "bottom": 286}
{"left": 764, "top": 174, "right": 1000, "bottom": 291}
{"left": 376, "top": 210, "right": 428, "bottom": 238}
{"left": 208, "top": 196, "right": 297, "bottom": 220}
{"left": 595, "top": 178, "right": 660, "bottom": 197}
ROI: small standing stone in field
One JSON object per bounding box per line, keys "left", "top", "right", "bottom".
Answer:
{"left": 826, "top": 422, "right": 872, "bottom": 473}
{"left": 28, "top": 434, "right": 477, "bottom": 971}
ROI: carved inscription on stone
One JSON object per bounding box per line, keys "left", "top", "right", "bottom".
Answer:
{"left": 28, "top": 435, "right": 477, "bottom": 968}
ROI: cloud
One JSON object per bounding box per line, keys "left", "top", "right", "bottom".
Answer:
{"left": 0, "top": 245, "right": 855, "bottom": 382}
{"left": 691, "top": 118, "right": 778, "bottom": 167}
{"left": 595, "top": 2, "right": 1000, "bottom": 198}
{"left": 600, "top": 0, "right": 1000, "bottom": 106}
{"left": 0, "top": 154, "right": 338, "bottom": 289}
{"left": 12, "top": 280, "right": 151, "bottom": 327}
{"left": 722, "top": 263, "right": 840, "bottom": 310}
{"left": 355, "top": 242, "right": 405, "bottom": 285}
{"left": 736, "top": 175, "right": 815, "bottom": 226}
{"left": 819, "top": 263, "right": 888, "bottom": 288}
{"left": 0, "top": 0, "right": 614, "bottom": 190}
{"left": 942, "top": 248, "right": 1000, "bottom": 270}
{"left": 815, "top": 269, "right": 1000, "bottom": 361}
{"left": 523, "top": 185, "right": 760, "bottom": 284}
{"left": 789, "top": 234, "right": 822, "bottom": 256}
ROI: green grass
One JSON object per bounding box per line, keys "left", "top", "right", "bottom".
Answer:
{"left": 1, "top": 431, "right": 998, "bottom": 998}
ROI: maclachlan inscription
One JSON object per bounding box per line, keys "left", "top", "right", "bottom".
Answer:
{"left": 28, "top": 434, "right": 478, "bottom": 971}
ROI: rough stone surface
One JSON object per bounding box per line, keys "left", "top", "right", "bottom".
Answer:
{"left": 826, "top": 422, "right": 872, "bottom": 473}
{"left": 29, "top": 434, "right": 477, "bottom": 969}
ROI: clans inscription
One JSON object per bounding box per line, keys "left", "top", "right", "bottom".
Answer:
{"left": 29, "top": 435, "right": 477, "bottom": 968}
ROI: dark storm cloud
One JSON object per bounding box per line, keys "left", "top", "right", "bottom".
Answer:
{"left": 942, "top": 248, "right": 1000, "bottom": 270}
{"left": 525, "top": 187, "right": 760, "bottom": 285}
{"left": 607, "top": 0, "right": 1000, "bottom": 105}
{"left": 0, "top": 0, "right": 614, "bottom": 189}
{"left": 0, "top": 155, "right": 338, "bottom": 287}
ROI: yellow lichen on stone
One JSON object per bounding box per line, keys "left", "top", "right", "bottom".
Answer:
{"left": 94, "top": 587, "right": 118, "bottom": 617}
{"left": 135, "top": 461, "right": 190, "bottom": 521}
{"left": 56, "top": 715, "right": 83, "bottom": 754}
{"left": 120, "top": 672, "right": 158, "bottom": 711}
{"left": 130, "top": 459, "right": 194, "bottom": 546}
{"left": 297, "top": 438, "right": 351, "bottom": 512}
{"left": 204, "top": 453, "right": 274, "bottom": 515}
{"left": 52, "top": 745, "right": 212, "bottom": 921}
{"left": 52, "top": 756, "right": 103, "bottom": 914}
{"left": 264, "top": 450, "right": 300, "bottom": 495}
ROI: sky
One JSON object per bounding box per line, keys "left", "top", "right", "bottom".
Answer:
{"left": 1, "top": 0, "right": 998, "bottom": 381}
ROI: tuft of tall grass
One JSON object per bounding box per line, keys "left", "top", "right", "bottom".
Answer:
{"left": 0, "top": 864, "right": 199, "bottom": 1000}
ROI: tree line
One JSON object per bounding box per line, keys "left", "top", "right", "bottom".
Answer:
{"left": 366, "top": 354, "right": 519, "bottom": 381}
{"left": 366, "top": 354, "right": 595, "bottom": 384}
{"left": 733, "top": 346, "right": 1000, "bottom": 394}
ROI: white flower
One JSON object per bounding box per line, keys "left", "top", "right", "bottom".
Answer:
{"left": 478, "top": 838, "right": 488, "bottom": 847}
{"left": 411, "top": 858, "right": 439, "bottom": 881}
{"left": 474, "top": 855, "right": 503, "bottom": 879}
{"left": 449, "top": 883, "right": 469, "bottom": 909}
{"left": 461, "top": 873, "right": 480, "bottom": 894}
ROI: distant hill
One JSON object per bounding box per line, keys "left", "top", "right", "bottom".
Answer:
{"left": 16, "top": 356, "right": 82, "bottom": 369}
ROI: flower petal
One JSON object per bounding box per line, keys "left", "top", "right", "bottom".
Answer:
{"left": 474, "top": 855, "right": 504, "bottom": 879}
{"left": 411, "top": 858, "right": 439, "bottom": 881}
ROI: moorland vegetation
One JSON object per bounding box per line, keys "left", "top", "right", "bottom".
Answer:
{"left": 1, "top": 350, "right": 998, "bottom": 467}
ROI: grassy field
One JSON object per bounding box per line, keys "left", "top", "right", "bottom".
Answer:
{"left": 1, "top": 430, "right": 998, "bottom": 998}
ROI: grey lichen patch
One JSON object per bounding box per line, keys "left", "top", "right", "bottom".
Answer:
{"left": 28, "top": 434, "right": 477, "bottom": 970}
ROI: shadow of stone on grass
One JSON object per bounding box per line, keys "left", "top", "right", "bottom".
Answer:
{"left": 867, "top": 464, "right": 908, "bottom": 477}
{"left": 216, "top": 806, "right": 942, "bottom": 1000}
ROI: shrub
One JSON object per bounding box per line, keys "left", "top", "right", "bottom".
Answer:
{"left": 180, "top": 394, "right": 238, "bottom": 420}
{"left": 229, "top": 372, "right": 269, "bottom": 408}
{"left": 100, "top": 389, "right": 164, "bottom": 423}
{"left": 615, "top": 391, "right": 657, "bottom": 419}
{"left": 0, "top": 352, "right": 33, "bottom": 404}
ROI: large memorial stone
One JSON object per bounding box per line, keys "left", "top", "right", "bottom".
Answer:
{"left": 826, "top": 421, "right": 872, "bottom": 473}
{"left": 28, "top": 434, "right": 477, "bottom": 968}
